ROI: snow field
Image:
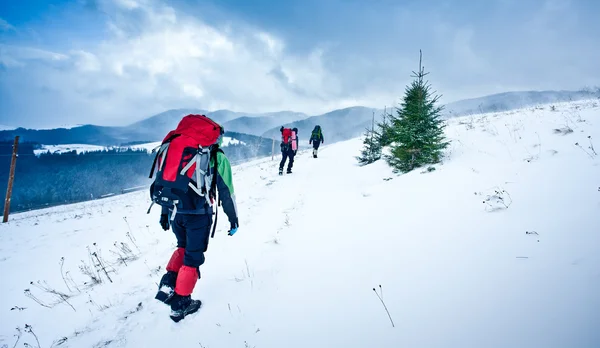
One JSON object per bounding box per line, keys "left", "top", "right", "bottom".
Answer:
{"left": 0, "top": 99, "right": 599, "bottom": 348}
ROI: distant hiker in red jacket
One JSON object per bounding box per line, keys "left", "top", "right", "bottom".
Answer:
{"left": 148, "top": 114, "right": 239, "bottom": 323}
{"left": 279, "top": 126, "right": 298, "bottom": 175}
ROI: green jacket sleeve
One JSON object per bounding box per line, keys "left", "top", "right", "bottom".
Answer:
{"left": 213, "top": 152, "right": 239, "bottom": 226}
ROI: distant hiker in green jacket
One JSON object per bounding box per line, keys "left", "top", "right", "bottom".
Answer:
{"left": 148, "top": 114, "right": 239, "bottom": 323}
{"left": 309, "top": 125, "right": 324, "bottom": 158}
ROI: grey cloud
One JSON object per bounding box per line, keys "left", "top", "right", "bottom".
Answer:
{"left": 1, "top": 0, "right": 599, "bottom": 129}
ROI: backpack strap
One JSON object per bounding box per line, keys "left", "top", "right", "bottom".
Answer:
{"left": 148, "top": 142, "right": 171, "bottom": 178}
{"left": 209, "top": 146, "right": 223, "bottom": 201}
{"left": 210, "top": 146, "right": 224, "bottom": 238}
{"left": 180, "top": 152, "right": 199, "bottom": 175}
{"left": 181, "top": 151, "right": 202, "bottom": 196}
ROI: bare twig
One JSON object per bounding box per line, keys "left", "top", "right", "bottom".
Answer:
{"left": 110, "top": 241, "right": 138, "bottom": 266}
{"left": 30, "top": 281, "right": 76, "bottom": 312}
{"left": 575, "top": 142, "right": 595, "bottom": 159}
{"left": 50, "top": 337, "right": 68, "bottom": 347}
{"left": 245, "top": 259, "right": 251, "bottom": 278}
{"left": 588, "top": 136, "right": 597, "bottom": 155}
{"left": 24, "top": 289, "right": 52, "bottom": 309}
{"left": 59, "top": 257, "right": 72, "bottom": 293}
{"left": 372, "top": 285, "right": 395, "bottom": 328}
{"left": 11, "top": 327, "right": 22, "bottom": 348}
{"left": 88, "top": 295, "right": 110, "bottom": 312}
{"left": 483, "top": 188, "right": 513, "bottom": 212}
{"left": 143, "top": 259, "right": 162, "bottom": 280}
{"left": 92, "top": 251, "right": 113, "bottom": 283}
{"left": 79, "top": 246, "right": 103, "bottom": 286}
{"left": 64, "top": 271, "right": 81, "bottom": 293}
{"left": 79, "top": 258, "right": 101, "bottom": 287}
{"left": 24, "top": 324, "right": 41, "bottom": 348}
{"left": 245, "top": 259, "right": 254, "bottom": 288}
{"left": 123, "top": 217, "right": 135, "bottom": 240}
{"left": 126, "top": 232, "right": 140, "bottom": 252}
{"left": 553, "top": 127, "right": 573, "bottom": 135}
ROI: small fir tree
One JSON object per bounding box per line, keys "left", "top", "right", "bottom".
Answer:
{"left": 377, "top": 106, "right": 393, "bottom": 147}
{"left": 385, "top": 50, "right": 449, "bottom": 172}
{"left": 357, "top": 111, "right": 382, "bottom": 165}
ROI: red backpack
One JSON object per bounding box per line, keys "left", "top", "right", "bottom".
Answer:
{"left": 281, "top": 128, "right": 292, "bottom": 144}
{"left": 148, "top": 114, "right": 224, "bottom": 217}
{"left": 281, "top": 127, "right": 298, "bottom": 151}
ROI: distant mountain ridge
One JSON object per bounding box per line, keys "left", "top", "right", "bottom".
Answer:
{"left": 222, "top": 111, "right": 309, "bottom": 136}
{"left": 262, "top": 106, "right": 381, "bottom": 144}
{"left": 2, "top": 89, "right": 598, "bottom": 147}
{"left": 0, "top": 109, "right": 307, "bottom": 147}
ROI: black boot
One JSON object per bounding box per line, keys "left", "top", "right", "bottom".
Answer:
{"left": 155, "top": 271, "right": 177, "bottom": 304}
{"left": 170, "top": 293, "right": 202, "bottom": 322}
{"left": 287, "top": 168, "right": 292, "bottom": 174}
{"left": 278, "top": 168, "right": 283, "bottom": 176}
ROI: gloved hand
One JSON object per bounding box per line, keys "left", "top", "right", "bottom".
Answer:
{"left": 160, "top": 214, "right": 170, "bottom": 231}
{"left": 228, "top": 220, "right": 239, "bottom": 236}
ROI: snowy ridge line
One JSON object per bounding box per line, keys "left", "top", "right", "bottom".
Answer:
{"left": 26, "top": 136, "right": 250, "bottom": 156}
{"left": 441, "top": 96, "right": 600, "bottom": 119}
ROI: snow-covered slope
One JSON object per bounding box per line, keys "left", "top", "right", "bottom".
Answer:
{"left": 33, "top": 144, "right": 109, "bottom": 155}
{"left": 442, "top": 89, "right": 600, "bottom": 118}
{"left": 127, "top": 137, "right": 247, "bottom": 152}
{"left": 1, "top": 100, "right": 599, "bottom": 348}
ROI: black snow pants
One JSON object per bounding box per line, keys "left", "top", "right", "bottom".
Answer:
{"left": 171, "top": 213, "right": 213, "bottom": 268}
{"left": 279, "top": 148, "right": 296, "bottom": 172}
{"left": 312, "top": 141, "right": 321, "bottom": 150}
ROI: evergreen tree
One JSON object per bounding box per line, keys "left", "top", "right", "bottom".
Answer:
{"left": 385, "top": 50, "right": 449, "bottom": 173}
{"left": 376, "top": 106, "right": 393, "bottom": 147}
{"left": 357, "top": 111, "right": 382, "bottom": 165}
{"left": 357, "top": 131, "right": 382, "bottom": 166}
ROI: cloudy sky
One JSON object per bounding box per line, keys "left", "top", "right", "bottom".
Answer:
{"left": 1, "top": 0, "right": 599, "bottom": 128}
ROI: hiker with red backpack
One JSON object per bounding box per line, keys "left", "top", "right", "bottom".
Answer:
{"left": 148, "top": 114, "right": 239, "bottom": 322}
{"left": 279, "top": 126, "right": 298, "bottom": 175}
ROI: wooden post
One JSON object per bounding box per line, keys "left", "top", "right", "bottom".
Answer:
{"left": 271, "top": 138, "right": 275, "bottom": 160}
{"left": 3, "top": 136, "right": 19, "bottom": 223}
